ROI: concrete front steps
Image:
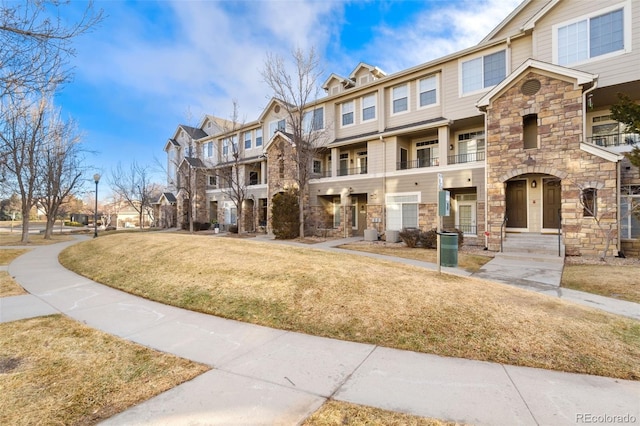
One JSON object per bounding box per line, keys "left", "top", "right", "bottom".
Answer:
{"left": 501, "top": 232, "right": 564, "bottom": 259}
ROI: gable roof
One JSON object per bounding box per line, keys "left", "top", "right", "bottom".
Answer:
{"left": 181, "top": 156, "right": 207, "bottom": 169}
{"left": 180, "top": 125, "right": 207, "bottom": 140}
{"left": 164, "top": 138, "right": 180, "bottom": 152}
{"left": 476, "top": 59, "right": 597, "bottom": 110}
{"left": 263, "top": 129, "right": 294, "bottom": 152}
{"left": 321, "top": 73, "right": 355, "bottom": 91}
{"left": 257, "top": 97, "right": 293, "bottom": 123}
{"left": 348, "top": 62, "right": 386, "bottom": 80}
{"left": 154, "top": 192, "right": 177, "bottom": 205}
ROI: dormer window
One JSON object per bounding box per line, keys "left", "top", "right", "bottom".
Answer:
{"left": 359, "top": 75, "right": 369, "bottom": 85}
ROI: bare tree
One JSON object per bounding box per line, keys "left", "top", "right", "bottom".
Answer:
{"left": 262, "top": 47, "right": 326, "bottom": 237}
{"left": 38, "top": 108, "right": 86, "bottom": 239}
{"left": 110, "top": 161, "right": 159, "bottom": 229}
{"left": 218, "top": 100, "right": 248, "bottom": 232}
{"left": 0, "top": 95, "right": 47, "bottom": 242}
{"left": 0, "top": 1, "right": 103, "bottom": 99}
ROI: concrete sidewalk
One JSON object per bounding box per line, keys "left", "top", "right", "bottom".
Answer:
{"left": 1, "top": 237, "right": 639, "bottom": 425}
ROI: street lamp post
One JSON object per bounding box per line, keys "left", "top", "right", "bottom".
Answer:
{"left": 93, "top": 173, "right": 100, "bottom": 238}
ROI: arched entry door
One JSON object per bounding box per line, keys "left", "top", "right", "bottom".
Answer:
{"left": 506, "top": 180, "right": 527, "bottom": 228}
{"left": 543, "top": 178, "right": 561, "bottom": 229}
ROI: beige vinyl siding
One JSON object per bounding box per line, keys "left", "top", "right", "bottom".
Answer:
{"left": 441, "top": 60, "right": 487, "bottom": 120}
{"left": 510, "top": 35, "right": 533, "bottom": 68}
{"left": 309, "top": 178, "right": 383, "bottom": 205}
{"left": 335, "top": 97, "right": 378, "bottom": 140}
{"left": 534, "top": 0, "right": 638, "bottom": 88}
{"left": 485, "top": 0, "right": 550, "bottom": 41}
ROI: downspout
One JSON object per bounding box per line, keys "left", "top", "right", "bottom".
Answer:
{"left": 380, "top": 135, "right": 386, "bottom": 235}
{"left": 480, "top": 106, "right": 489, "bottom": 250}
{"left": 582, "top": 80, "right": 598, "bottom": 145}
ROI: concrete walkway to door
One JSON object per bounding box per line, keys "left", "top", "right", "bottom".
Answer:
{"left": 1, "top": 235, "right": 639, "bottom": 425}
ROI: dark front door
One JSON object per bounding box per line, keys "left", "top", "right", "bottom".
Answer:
{"left": 543, "top": 178, "right": 561, "bottom": 229}
{"left": 506, "top": 180, "right": 527, "bottom": 228}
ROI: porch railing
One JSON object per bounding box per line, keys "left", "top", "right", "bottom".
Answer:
{"left": 396, "top": 157, "right": 439, "bottom": 170}
{"left": 448, "top": 150, "right": 485, "bottom": 165}
{"left": 337, "top": 166, "right": 368, "bottom": 177}
{"left": 500, "top": 215, "right": 508, "bottom": 253}
{"left": 586, "top": 133, "right": 640, "bottom": 147}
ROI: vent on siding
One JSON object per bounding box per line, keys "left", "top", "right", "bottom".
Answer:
{"left": 521, "top": 79, "right": 541, "bottom": 96}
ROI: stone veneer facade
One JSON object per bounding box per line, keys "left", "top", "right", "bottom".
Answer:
{"left": 485, "top": 71, "right": 618, "bottom": 256}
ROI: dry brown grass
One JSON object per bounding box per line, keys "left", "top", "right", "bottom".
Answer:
{"left": 562, "top": 264, "right": 640, "bottom": 304}
{"left": 304, "top": 400, "right": 462, "bottom": 426}
{"left": 0, "top": 272, "right": 26, "bottom": 297}
{"left": 0, "top": 315, "right": 209, "bottom": 426}
{"left": 0, "top": 233, "right": 73, "bottom": 246}
{"left": 0, "top": 248, "right": 29, "bottom": 265}
{"left": 59, "top": 233, "right": 640, "bottom": 380}
{"left": 339, "top": 243, "right": 491, "bottom": 272}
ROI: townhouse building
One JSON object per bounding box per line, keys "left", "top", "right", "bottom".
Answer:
{"left": 162, "top": 0, "right": 640, "bottom": 257}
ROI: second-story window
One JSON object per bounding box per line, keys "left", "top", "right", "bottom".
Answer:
{"left": 202, "top": 142, "right": 213, "bottom": 158}
{"left": 461, "top": 50, "right": 505, "bottom": 94}
{"left": 244, "top": 131, "right": 252, "bottom": 150}
{"left": 392, "top": 84, "right": 408, "bottom": 114}
{"left": 362, "top": 93, "right": 376, "bottom": 121}
{"left": 555, "top": 6, "right": 626, "bottom": 66}
{"left": 269, "top": 119, "right": 286, "bottom": 135}
{"left": 256, "top": 128, "right": 263, "bottom": 146}
{"left": 303, "top": 107, "right": 324, "bottom": 131}
{"left": 418, "top": 75, "right": 437, "bottom": 108}
{"left": 222, "top": 139, "right": 229, "bottom": 156}
{"left": 341, "top": 101, "right": 354, "bottom": 126}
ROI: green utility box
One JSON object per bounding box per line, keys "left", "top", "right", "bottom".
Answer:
{"left": 440, "top": 232, "right": 458, "bottom": 267}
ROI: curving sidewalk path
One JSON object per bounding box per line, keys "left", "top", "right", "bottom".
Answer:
{"left": 1, "top": 236, "right": 639, "bottom": 425}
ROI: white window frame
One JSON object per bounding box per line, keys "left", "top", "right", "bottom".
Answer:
{"left": 459, "top": 48, "right": 507, "bottom": 96}
{"left": 255, "top": 128, "right": 263, "bottom": 147}
{"left": 361, "top": 93, "right": 376, "bottom": 122}
{"left": 391, "top": 83, "right": 409, "bottom": 115}
{"left": 244, "top": 131, "right": 252, "bottom": 150}
{"left": 417, "top": 74, "right": 438, "bottom": 109}
{"left": 303, "top": 106, "right": 324, "bottom": 132}
{"left": 341, "top": 100, "right": 355, "bottom": 127}
{"left": 552, "top": 1, "right": 631, "bottom": 66}
{"left": 385, "top": 192, "right": 421, "bottom": 231}
{"left": 207, "top": 175, "right": 217, "bottom": 186}
{"left": 269, "top": 119, "right": 286, "bottom": 136}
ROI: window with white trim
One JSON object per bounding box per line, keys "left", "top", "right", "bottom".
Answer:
{"left": 341, "top": 101, "right": 354, "bottom": 126}
{"left": 418, "top": 75, "right": 437, "bottom": 108}
{"left": 207, "top": 175, "right": 216, "bottom": 186}
{"left": 386, "top": 193, "right": 419, "bottom": 231}
{"left": 362, "top": 93, "right": 376, "bottom": 121}
{"left": 255, "top": 128, "right": 263, "bottom": 146}
{"left": 202, "top": 141, "right": 213, "bottom": 158}
{"left": 461, "top": 50, "right": 505, "bottom": 94}
{"left": 554, "top": 5, "right": 627, "bottom": 66}
{"left": 303, "top": 107, "right": 324, "bottom": 132}
{"left": 621, "top": 185, "right": 640, "bottom": 239}
{"left": 392, "top": 84, "right": 408, "bottom": 114}
{"left": 269, "top": 119, "right": 285, "bottom": 135}
{"left": 222, "top": 139, "right": 229, "bottom": 156}
{"left": 244, "top": 131, "right": 252, "bottom": 150}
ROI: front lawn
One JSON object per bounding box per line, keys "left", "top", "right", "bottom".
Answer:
{"left": 59, "top": 233, "right": 640, "bottom": 380}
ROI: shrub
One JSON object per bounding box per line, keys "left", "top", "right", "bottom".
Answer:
{"left": 228, "top": 225, "right": 238, "bottom": 234}
{"left": 271, "top": 189, "right": 299, "bottom": 239}
{"left": 419, "top": 228, "right": 438, "bottom": 249}
{"left": 399, "top": 228, "right": 420, "bottom": 248}
{"left": 64, "top": 221, "right": 84, "bottom": 227}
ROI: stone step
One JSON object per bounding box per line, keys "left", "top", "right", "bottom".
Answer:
{"left": 495, "top": 251, "right": 564, "bottom": 265}
{"left": 502, "top": 233, "right": 564, "bottom": 257}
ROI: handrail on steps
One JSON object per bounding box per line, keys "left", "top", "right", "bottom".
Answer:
{"left": 557, "top": 208, "right": 562, "bottom": 257}
{"left": 500, "top": 215, "right": 508, "bottom": 253}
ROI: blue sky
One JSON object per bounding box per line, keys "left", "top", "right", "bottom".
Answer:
{"left": 53, "top": 0, "right": 521, "bottom": 193}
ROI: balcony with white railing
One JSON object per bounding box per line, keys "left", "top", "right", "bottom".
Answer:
{"left": 586, "top": 132, "right": 639, "bottom": 150}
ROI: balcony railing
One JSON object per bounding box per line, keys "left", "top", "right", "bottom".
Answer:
{"left": 397, "top": 158, "right": 439, "bottom": 170}
{"left": 586, "top": 133, "right": 639, "bottom": 148}
{"left": 448, "top": 150, "right": 485, "bottom": 165}
{"left": 311, "top": 169, "right": 332, "bottom": 178}
{"left": 338, "top": 166, "right": 368, "bottom": 177}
